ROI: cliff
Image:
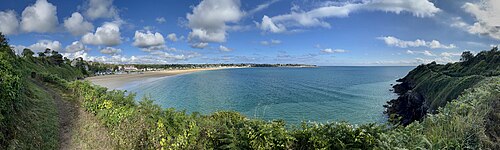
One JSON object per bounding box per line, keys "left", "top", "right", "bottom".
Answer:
{"left": 385, "top": 47, "right": 500, "bottom": 125}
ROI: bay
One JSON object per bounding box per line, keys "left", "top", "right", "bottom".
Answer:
{"left": 125, "top": 66, "right": 413, "bottom": 125}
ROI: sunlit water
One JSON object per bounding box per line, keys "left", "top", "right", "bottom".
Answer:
{"left": 124, "top": 66, "right": 413, "bottom": 125}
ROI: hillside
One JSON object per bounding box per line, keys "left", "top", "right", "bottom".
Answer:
{"left": 385, "top": 47, "right": 500, "bottom": 125}
{"left": 0, "top": 32, "right": 499, "bottom": 149}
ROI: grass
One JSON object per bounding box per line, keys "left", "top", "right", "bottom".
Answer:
{"left": 47, "top": 81, "right": 117, "bottom": 149}
{"left": 379, "top": 77, "right": 500, "bottom": 149}
{"left": 6, "top": 80, "right": 59, "bottom": 150}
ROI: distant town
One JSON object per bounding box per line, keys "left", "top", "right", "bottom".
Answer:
{"left": 72, "top": 59, "right": 317, "bottom": 76}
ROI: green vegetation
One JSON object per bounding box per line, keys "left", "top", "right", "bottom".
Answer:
{"left": 0, "top": 33, "right": 86, "bottom": 149}
{"left": 0, "top": 32, "right": 498, "bottom": 149}
{"left": 386, "top": 47, "right": 500, "bottom": 125}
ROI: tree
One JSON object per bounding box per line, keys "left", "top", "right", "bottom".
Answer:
{"left": 22, "top": 48, "right": 34, "bottom": 57}
{"left": 44, "top": 48, "right": 52, "bottom": 56}
{"left": 0, "top": 32, "right": 15, "bottom": 56}
{"left": 38, "top": 52, "right": 46, "bottom": 57}
{"left": 49, "top": 51, "right": 64, "bottom": 65}
{"left": 460, "top": 51, "right": 474, "bottom": 62}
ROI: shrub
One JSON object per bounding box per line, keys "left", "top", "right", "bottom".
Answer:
{"left": 0, "top": 51, "right": 22, "bottom": 146}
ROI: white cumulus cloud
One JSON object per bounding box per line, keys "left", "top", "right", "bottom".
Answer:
{"left": 0, "top": 10, "right": 19, "bottom": 35}
{"left": 455, "top": 0, "right": 500, "bottom": 40}
{"left": 191, "top": 42, "right": 208, "bottom": 49}
{"left": 65, "top": 41, "right": 88, "bottom": 53}
{"left": 85, "top": 0, "right": 118, "bottom": 20}
{"left": 167, "top": 33, "right": 178, "bottom": 42}
{"left": 64, "top": 12, "right": 94, "bottom": 36}
{"left": 28, "top": 40, "right": 62, "bottom": 52}
{"left": 187, "top": 0, "right": 244, "bottom": 47}
{"left": 82, "top": 22, "right": 121, "bottom": 46}
{"left": 133, "top": 30, "right": 166, "bottom": 51}
{"left": 20, "top": 0, "right": 59, "bottom": 33}
{"left": 258, "top": 0, "right": 440, "bottom": 33}
{"left": 378, "top": 36, "right": 456, "bottom": 49}
{"left": 100, "top": 47, "right": 121, "bottom": 55}
{"left": 259, "top": 15, "right": 286, "bottom": 33}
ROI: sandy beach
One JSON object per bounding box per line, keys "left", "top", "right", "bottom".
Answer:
{"left": 86, "top": 68, "right": 228, "bottom": 89}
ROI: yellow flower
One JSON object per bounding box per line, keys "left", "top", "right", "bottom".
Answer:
{"left": 103, "top": 100, "right": 113, "bottom": 109}
{"left": 157, "top": 120, "right": 164, "bottom": 129}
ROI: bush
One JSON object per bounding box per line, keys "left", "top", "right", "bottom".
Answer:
{"left": 0, "top": 51, "right": 22, "bottom": 146}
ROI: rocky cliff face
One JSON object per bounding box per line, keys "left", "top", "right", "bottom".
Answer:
{"left": 384, "top": 77, "right": 427, "bottom": 125}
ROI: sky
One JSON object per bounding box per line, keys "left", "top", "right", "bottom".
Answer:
{"left": 0, "top": 0, "right": 499, "bottom": 66}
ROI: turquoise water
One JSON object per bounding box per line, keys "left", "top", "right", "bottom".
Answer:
{"left": 125, "top": 66, "right": 413, "bottom": 125}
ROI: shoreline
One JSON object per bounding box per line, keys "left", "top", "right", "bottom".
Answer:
{"left": 86, "top": 67, "right": 239, "bottom": 90}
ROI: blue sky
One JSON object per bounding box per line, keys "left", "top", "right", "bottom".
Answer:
{"left": 0, "top": 0, "right": 498, "bottom": 66}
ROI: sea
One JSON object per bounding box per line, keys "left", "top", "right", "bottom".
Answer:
{"left": 124, "top": 66, "right": 414, "bottom": 125}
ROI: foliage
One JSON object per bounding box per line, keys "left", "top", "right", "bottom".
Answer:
{"left": 21, "top": 48, "right": 34, "bottom": 58}
{"left": 461, "top": 51, "right": 474, "bottom": 62}
{"left": 378, "top": 77, "right": 500, "bottom": 149}
{"left": 0, "top": 33, "right": 84, "bottom": 149}
{"left": 65, "top": 76, "right": 500, "bottom": 149}
{"left": 386, "top": 47, "right": 500, "bottom": 125}
{"left": 0, "top": 50, "right": 22, "bottom": 146}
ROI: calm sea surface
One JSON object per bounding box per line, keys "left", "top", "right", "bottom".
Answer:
{"left": 124, "top": 66, "right": 414, "bottom": 125}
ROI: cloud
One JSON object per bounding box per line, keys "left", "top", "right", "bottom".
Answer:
{"left": 28, "top": 40, "right": 62, "bottom": 52}
{"left": 167, "top": 33, "right": 178, "bottom": 42}
{"left": 191, "top": 42, "right": 209, "bottom": 49}
{"left": 378, "top": 36, "right": 456, "bottom": 49}
{"left": 64, "top": 12, "right": 94, "bottom": 36}
{"left": 156, "top": 17, "right": 166, "bottom": 24}
{"left": 82, "top": 22, "right": 122, "bottom": 46}
{"left": 260, "top": 39, "right": 282, "bottom": 45}
{"left": 133, "top": 30, "right": 166, "bottom": 51}
{"left": 372, "top": 56, "right": 457, "bottom": 65}
{"left": 259, "top": 15, "right": 286, "bottom": 33}
{"left": 440, "top": 52, "right": 462, "bottom": 57}
{"left": 321, "top": 48, "right": 347, "bottom": 54}
{"left": 100, "top": 47, "right": 121, "bottom": 55}
{"left": 10, "top": 45, "right": 28, "bottom": 55}
{"left": 248, "top": 0, "right": 279, "bottom": 15}
{"left": 453, "top": 0, "right": 500, "bottom": 40}
{"left": 20, "top": 0, "right": 59, "bottom": 33}
{"left": 85, "top": 0, "right": 118, "bottom": 20}
{"left": 187, "top": 0, "right": 244, "bottom": 47}
{"left": 66, "top": 49, "right": 200, "bottom": 64}
{"left": 61, "top": 50, "right": 91, "bottom": 60}
{"left": 64, "top": 49, "right": 196, "bottom": 64}
{"left": 65, "top": 41, "right": 88, "bottom": 53}
{"left": 0, "top": 10, "right": 19, "bottom": 35}
{"left": 406, "top": 50, "right": 434, "bottom": 56}
{"left": 219, "top": 45, "right": 233, "bottom": 52}
{"left": 258, "top": 0, "right": 440, "bottom": 33}
{"left": 415, "top": 57, "right": 456, "bottom": 64}
{"left": 151, "top": 51, "right": 200, "bottom": 60}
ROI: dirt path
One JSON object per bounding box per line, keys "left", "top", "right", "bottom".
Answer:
{"left": 33, "top": 80, "right": 76, "bottom": 150}
{"left": 33, "top": 80, "right": 115, "bottom": 149}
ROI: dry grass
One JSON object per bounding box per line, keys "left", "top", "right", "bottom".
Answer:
{"left": 56, "top": 89, "right": 116, "bottom": 150}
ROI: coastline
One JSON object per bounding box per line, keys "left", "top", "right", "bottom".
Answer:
{"left": 86, "top": 67, "right": 237, "bottom": 90}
